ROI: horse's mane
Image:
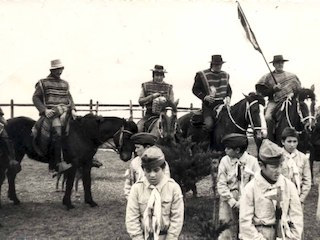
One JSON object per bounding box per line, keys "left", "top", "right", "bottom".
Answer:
{"left": 160, "top": 99, "right": 178, "bottom": 112}
{"left": 298, "top": 88, "right": 316, "bottom": 101}
{"left": 232, "top": 92, "right": 265, "bottom": 109}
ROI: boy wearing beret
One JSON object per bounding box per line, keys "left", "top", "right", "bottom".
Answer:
{"left": 125, "top": 146, "right": 184, "bottom": 240}
{"left": 217, "top": 133, "right": 260, "bottom": 239}
{"left": 124, "top": 132, "right": 170, "bottom": 198}
{"left": 239, "top": 139, "right": 303, "bottom": 240}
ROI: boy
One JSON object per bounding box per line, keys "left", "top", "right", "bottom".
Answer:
{"left": 125, "top": 146, "right": 184, "bottom": 240}
{"left": 217, "top": 133, "right": 260, "bottom": 239}
{"left": 124, "top": 132, "right": 170, "bottom": 198}
{"left": 239, "top": 139, "right": 303, "bottom": 240}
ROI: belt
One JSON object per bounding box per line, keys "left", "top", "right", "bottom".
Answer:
{"left": 255, "top": 224, "right": 276, "bottom": 229}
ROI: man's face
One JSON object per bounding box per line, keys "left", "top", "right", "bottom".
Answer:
{"left": 153, "top": 72, "right": 164, "bottom": 83}
{"left": 211, "top": 63, "right": 222, "bottom": 72}
{"left": 273, "top": 61, "right": 284, "bottom": 73}
{"left": 144, "top": 166, "right": 164, "bottom": 186}
{"left": 51, "top": 68, "right": 64, "bottom": 78}
{"left": 260, "top": 162, "right": 282, "bottom": 182}
{"left": 282, "top": 136, "right": 298, "bottom": 154}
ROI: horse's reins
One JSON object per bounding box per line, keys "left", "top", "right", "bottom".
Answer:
{"left": 104, "top": 126, "right": 134, "bottom": 153}
{"left": 226, "top": 100, "right": 262, "bottom": 133}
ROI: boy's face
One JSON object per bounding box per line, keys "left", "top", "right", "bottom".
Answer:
{"left": 134, "top": 144, "right": 147, "bottom": 157}
{"left": 281, "top": 136, "right": 298, "bottom": 154}
{"left": 260, "top": 162, "right": 282, "bottom": 182}
{"left": 225, "top": 147, "right": 240, "bottom": 159}
{"left": 144, "top": 166, "right": 164, "bottom": 186}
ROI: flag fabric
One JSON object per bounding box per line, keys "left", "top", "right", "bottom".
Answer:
{"left": 237, "top": 2, "right": 262, "bottom": 53}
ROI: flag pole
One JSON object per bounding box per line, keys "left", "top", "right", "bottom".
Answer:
{"left": 236, "top": 1, "right": 278, "bottom": 84}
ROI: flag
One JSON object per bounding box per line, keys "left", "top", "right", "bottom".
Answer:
{"left": 237, "top": 2, "right": 262, "bottom": 53}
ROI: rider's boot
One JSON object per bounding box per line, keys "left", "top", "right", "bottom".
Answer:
{"left": 266, "top": 120, "right": 275, "bottom": 142}
{"left": 53, "top": 135, "right": 71, "bottom": 174}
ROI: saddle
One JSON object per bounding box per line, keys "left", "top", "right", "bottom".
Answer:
{"left": 32, "top": 114, "right": 71, "bottom": 157}
{"left": 190, "top": 105, "right": 225, "bottom": 127}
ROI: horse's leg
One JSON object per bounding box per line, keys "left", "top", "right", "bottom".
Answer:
{"left": 82, "top": 166, "right": 97, "bottom": 207}
{"left": 191, "top": 183, "right": 198, "bottom": 198}
{"left": 0, "top": 169, "right": 6, "bottom": 208}
{"left": 62, "top": 167, "right": 76, "bottom": 210}
{"left": 6, "top": 168, "right": 19, "bottom": 205}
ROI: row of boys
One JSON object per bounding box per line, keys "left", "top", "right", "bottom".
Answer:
{"left": 123, "top": 127, "right": 311, "bottom": 240}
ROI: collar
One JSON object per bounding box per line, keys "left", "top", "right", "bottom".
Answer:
{"left": 282, "top": 148, "right": 298, "bottom": 158}
{"left": 255, "top": 172, "right": 285, "bottom": 191}
{"left": 143, "top": 175, "right": 170, "bottom": 192}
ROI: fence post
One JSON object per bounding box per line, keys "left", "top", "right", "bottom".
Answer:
{"left": 129, "top": 100, "right": 133, "bottom": 120}
{"left": 190, "top": 103, "right": 193, "bottom": 112}
{"left": 89, "top": 99, "right": 93, "bottom": 114}
{"left": 10, "top": 99, "right": 14, "bottom": 118}
{"left": 95, "top": 101, "right": 99, "bottom": 115}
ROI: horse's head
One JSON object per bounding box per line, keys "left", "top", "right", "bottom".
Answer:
{"left": 158, "top": 99, "right": 179, "bottom": 143}
{"left": 296, "top": 85, "right": 316, "bottom": 132}
{"left": 112, "top": 119, "right": 138, "bottom": 161}
{"left": 243, "top": 92, "right": 266, "bottom": 144}
{"left": 78, "top": 114, "right": 137, "bottom": 161}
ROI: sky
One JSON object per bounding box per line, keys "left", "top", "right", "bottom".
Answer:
{"left": 0, "top": 0, "right": 319, "bottom": 119}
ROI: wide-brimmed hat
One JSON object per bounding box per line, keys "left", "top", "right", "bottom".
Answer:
{"left": 50, "top": 59, "right": 64, "bottom": 70}
{"left": 210, "top": 55, "right": 225, "bottom": 64}
{"left": 141, "top": 146, "right": 165, "bottom": 169}
{"left": 222, "top": 133, "right": 248, "bottom": 149}
{"left": 150, "top": 65, "right": 167, "bottom": 73}
{"left": 130, "top": 132, "right": 158, "bottom": 145}
{"left": 259, "top": 139, "right": 283, "bottom": 165}
{"left": 269, "top": 55, "right": 289, "bottom": 63}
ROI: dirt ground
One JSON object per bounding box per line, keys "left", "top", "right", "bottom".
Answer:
{"left": 0, "top": 149, "right": 319, "bottom": 240}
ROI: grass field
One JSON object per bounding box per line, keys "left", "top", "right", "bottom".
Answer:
{"left": 0, "top": 147, "right": 319, "bottom": 239}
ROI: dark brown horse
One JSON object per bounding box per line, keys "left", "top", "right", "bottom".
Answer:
{"left": 178, "top": 92, "right": 265, "bottom": 152}
{"left": 4, "top": 114, "right": 137, "bottom": 210}
{"left": 273, "top": 87, "right": 316, "bottom": 152}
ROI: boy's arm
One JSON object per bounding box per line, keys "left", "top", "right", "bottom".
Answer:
{"left": 166, "top": 184, "right": 184, "bottom": 240}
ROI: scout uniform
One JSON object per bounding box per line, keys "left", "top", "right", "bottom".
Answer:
{"left": 239, "top": 139, "right": 303, "bottom": 240}
{"left": 217, "top": 133, "right": 260, "bottom": 239}
{"left": 126, "top": 146, "right": 184, "bottom": 240}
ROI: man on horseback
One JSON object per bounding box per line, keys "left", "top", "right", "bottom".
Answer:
{"left": 192, "top": 54, "right": 232, "bottom": 146}
{"left": 32, "top": 59, "right": 76, "bottom": 173}
{"left": 137, "top": 65, "right": 174, "bottom": 132}
{"left": 255, "top": 55, "right": 301, "bottom": 142}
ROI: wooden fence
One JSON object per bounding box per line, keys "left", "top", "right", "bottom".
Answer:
{"left": 0, "top": 99, "right": 199, "bottom": 120}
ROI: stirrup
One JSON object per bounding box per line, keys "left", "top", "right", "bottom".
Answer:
{"left": 57, "top": 161, "right": 72, "bottom": 173}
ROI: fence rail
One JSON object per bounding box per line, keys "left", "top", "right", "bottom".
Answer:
{"left": 0, "top": 99, "right": 199, "bottom": 120}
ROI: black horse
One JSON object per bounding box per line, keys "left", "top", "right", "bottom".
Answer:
{"left": 4, "top": 114, "right": 137, "bottom": 209}
{"left": 273, "top": 86, "right": 316, "bottom": 152}
{"left": 178, "top": 92, "right": 265, "bottom": 152}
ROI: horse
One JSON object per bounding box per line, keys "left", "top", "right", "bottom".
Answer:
{"left": 4, "top": 114, "right": 138, "bottom": 210}
{"left": 141, "top": 99, "right": 180, "bottom": 144}
{"left": 273, "top": 86, "right": 316, "bottom": 152}
{"left": 178, "top": 92, "right": 265, "bottom": 152}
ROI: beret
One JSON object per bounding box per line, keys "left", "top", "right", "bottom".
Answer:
{"left": 141, "top": 146, "right": 165, "bottom": 169}
{"left": 259, "top": 139, "right": 283, "bottom": 165}
{"left": 221, "top": 133, "right": 248, "bottom": 148}
{"left": 130, "top": 132, "right": 157, "bottom": 145}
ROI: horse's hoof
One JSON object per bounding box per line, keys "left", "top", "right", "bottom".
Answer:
{"left": 85, "top": 200, "right": 98, "bottom": 207}
{"left": 66, "top": 204, "right": 75, "bottom": 210}
{"left": 13, "top": 199, "right": 21, "bottom": 205}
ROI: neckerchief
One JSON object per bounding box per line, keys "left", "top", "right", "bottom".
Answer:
{"left": 283, "top": 150, "right": 301, "bottom": 195}
{"left": 143, "top": 186, "right": 162, "bottom": 240}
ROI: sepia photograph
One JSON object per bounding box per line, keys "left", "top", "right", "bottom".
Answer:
{"left": 0, "top": 0, "right": 320, "bottom": 239}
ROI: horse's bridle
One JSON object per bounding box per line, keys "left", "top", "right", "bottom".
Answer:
{"left": 282, "top": 96, "right": 316, "bottom": 133}
{"left": 104, "top": 126, "right": 134, "bottom": 153}
{"left": 158, "top": 107, "right": 177, "bottom": 139}
{"left": 226, "top": 99, "right": 262, "bottom": 133}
